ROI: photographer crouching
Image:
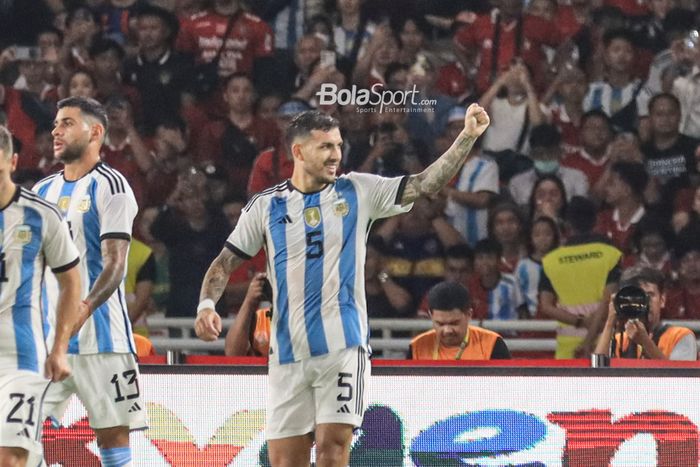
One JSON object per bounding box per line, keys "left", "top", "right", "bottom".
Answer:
{"left": 594, "top": 267, "right": 697, "bottom": 361}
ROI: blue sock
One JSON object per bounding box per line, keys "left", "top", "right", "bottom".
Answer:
{"left": 99, "top": 446, "right": 131, "bottom": 467}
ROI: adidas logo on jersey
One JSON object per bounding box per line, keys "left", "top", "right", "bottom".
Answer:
{"left": 278, "top": 215, "right": 293, "bottom": 224}
{"left": 16, "top": 427, "right": 30, "bottom": 438}
{"left": 337, "top": 404, "right": 350, "bottom": 414}
{"left": 128, "top": 402, "right": 142, "bottom": 413}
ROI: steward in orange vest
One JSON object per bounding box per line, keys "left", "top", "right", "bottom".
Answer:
{"left": 409, "top": 281, "right": 511, "bottom": 360}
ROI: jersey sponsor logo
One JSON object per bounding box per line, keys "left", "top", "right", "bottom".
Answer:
{"left": 333, "top": 199, "right": 349, "bottom": 217}
{"left": 77, "top": 196, "right": 91, "bottom": 213}
{"left": 15, "top": 225, "right": 32, "bottom": 244}
{"left": 57, "top": 196, "right": 71, "bottom": 213}
{"left": 303, "top": 207, "right": 321, "bottom": 228}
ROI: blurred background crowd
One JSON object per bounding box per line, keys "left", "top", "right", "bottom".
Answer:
{"left": 3, "top": 0, "right": 700, "bottom": 357}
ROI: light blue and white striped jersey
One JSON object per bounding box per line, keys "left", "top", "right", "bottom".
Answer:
{"left": 487, "top": 274, "right": 522, "bottom": 321}
{"left": 229, "top": 174, "right": 412, "bottom": 365}
{"left": 514, "top": 257, "right": 542, "bottom": 318}
{"left": 33, "top": 162, "right": 138, "bottom": 355}
{"left": 583, "top": 79, "right": 652, "bottom": 118}
{"left": 0, "top": 187, "right": 79, "bottom": 373}
{"left": 445, "top": 155, "right": 499, "bottom": 246}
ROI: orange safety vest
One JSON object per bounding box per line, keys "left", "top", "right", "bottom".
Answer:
{"left": 410, "top": 325, "right": 501, "bottom": 360}
{"left": 613, "top": 326, "right": 694, "bottom": 359}
{"left": 134, "top": 334, "right": 155, "bottom": 357}
{"left": 252, "top": 308, "right": 271, "bottom": 357}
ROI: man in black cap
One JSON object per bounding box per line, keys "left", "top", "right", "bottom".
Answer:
{"left": 123, "top": 4, "right": 195, "bottom": 133}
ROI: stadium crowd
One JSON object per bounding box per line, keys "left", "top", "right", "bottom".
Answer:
{"left": 3, "top": 0, "right": 700, "bottom": 359}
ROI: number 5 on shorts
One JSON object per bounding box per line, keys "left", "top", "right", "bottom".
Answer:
{"left": 337, "top": 372, "right": 353, "bottom": 402}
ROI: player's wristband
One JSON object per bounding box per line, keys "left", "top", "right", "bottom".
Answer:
{"left": 197, "top": 299, "right": 216, "bottom": 314}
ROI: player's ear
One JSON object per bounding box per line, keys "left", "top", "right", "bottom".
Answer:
{"left": 291, "top": 142, "right": 304, "bottom": 162}
{"left": 91, "top": 122, "right": 105, "bottom": 144}
{"left": 10, "top": 153, "right": 17, "bottom": 172}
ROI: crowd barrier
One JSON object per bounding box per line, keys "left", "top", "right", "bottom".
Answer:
{"left": 45, "top": 360, "right": 700, "bottom": 466}
{"left": 144, "top": 317, "right": 700, "bottom": 356}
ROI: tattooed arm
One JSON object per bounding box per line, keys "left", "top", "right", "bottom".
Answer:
{"left": 194, "top": 247, "right": 245, "bottom": 341}
{"left": 400, "top": 104, "right": 490, "bottom": 206}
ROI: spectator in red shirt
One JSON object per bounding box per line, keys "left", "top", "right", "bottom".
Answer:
{"left": 623, "top": 214, "right": 674, "bottom": 278}
{"left": 247, "top": 99, "right": 310, "bottom": 197}
{"left": 664, "top": 230, "right": 700, "bottom": 319}
{"left": 176, "top": 0, "right": 274, "bottom": 85}
{"left": 0, "top": 48, "right": 55, "bottom": 168}
{"left": 89, "top": 38, "right": 142, "bottom": 114}
{"left": 144, "top": 116, "right": 192, "bottom": 206}
{"left": 101, "top": 96, "right": 150, "bottom": 205}
{"left": 562, "top": 110, "right": 614, "bottom": 188}
{"left": 542, "top": 65, "right": 589, "bottom": 153}
{"left": 196, "top": 73, "right": 279, "bottom": 195}
{"left": 34, "top": 122, "right": 62, "bottom": 174}
{"left": 59, "top": 6, "right": 100, "bottom": 73}
{"left": 62, "top": 69, "right": 98, "bottom": 100}
{"left": 605, "top": 0, "right": 649, "bottom": 17}
{"left": 596, "top": 161, "right": 648, "bottom": 256}
{"left": 453, "top": 0, "right": 562, "bottom": 94}
{"left": 488, "top": 201, "right": 527, "bottom": 274}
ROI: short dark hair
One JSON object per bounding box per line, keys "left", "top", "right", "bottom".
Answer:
{"left": 445, "top": 243, "right": 473, "bottom": 262}
{"left": 619, "top": 266, "right": 666, "bottom": 294}
{"left": 674, "top": 227, "right": 700, "bottom": 260}
{"left": 135, "top": 3, "right": 180, "bottom": 41}
{"left": 610, "top": 161, "right": 648, "bottom": 199}
{"left": 154, "top": 115, "right": 187, "bottom": 134}
{"left": 88, "top": 37, "right": 125, "bottom": 60}
{"left": 57, "top": 96, "right": 108, "bottom": 132}
{"left": 428, "top": 281, "right": 471, "bottom": 312}
{"left": 603, "top": 28, "right": 636, "bottom": 48}
{"left": 223, "top": 71, "right": 254, "bottom": 89}
{"left": 581, "top": 109, "right": 613, "bottom": 130}
{"left": 529, "top": 124, "right": 561, "bottom": 149}
{"left": 565, "top": 196, "right": 597, "bottom": 234}
{"left": 632, "top": 214, "right": 673, "bottom": 252}
{"left": 474, "top": 238, "right": 503, "bottom": 258}
{"left": 648, "top": 92, "right": 681, "bottom": 113}
{"left": 285, "top": 111, "right": 339, "bottom": 149}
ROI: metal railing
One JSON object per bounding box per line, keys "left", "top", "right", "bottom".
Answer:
{"left": 145, "top": 317, "right": 700, "bottom": 355}
{"left": 144, "top": 317, "right": 587, "bottom": 355}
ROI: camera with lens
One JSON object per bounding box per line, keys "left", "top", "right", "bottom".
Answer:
{"left": 613, "top": 285, "right": 649, "bottom": 320}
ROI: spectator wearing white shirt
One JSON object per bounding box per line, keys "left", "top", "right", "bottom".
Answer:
{"left": 509, "top": 124, "right": 589, "bottom": 206}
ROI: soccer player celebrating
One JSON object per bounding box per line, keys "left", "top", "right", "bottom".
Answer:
{"left": 0, "top": 125, "right": 81, "bottom": 467}
{"left": 195, "top": 104, "right": 490, "bottom": 466}
{"left": 34, "top": 97, "right": 145, "bottom": 467}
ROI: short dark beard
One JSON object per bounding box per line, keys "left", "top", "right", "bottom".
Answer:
{"left": 58, "top": 142, "right": 84, "bottom": 164}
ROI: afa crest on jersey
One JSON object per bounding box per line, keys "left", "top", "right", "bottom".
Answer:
{"left": 77, "top": 196, "right": 91, "bottom": 213}
{"left": 15, "top": 225, "right": 32, "bottom": 244}
{"left": 57, "top": 196, "right": 71, "bottom": 213}
{"left": 333, "top": 199, "right": 349, "bottom": 217}
{"left": 304, "top": 207, "right": 321, "bottom": 228}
